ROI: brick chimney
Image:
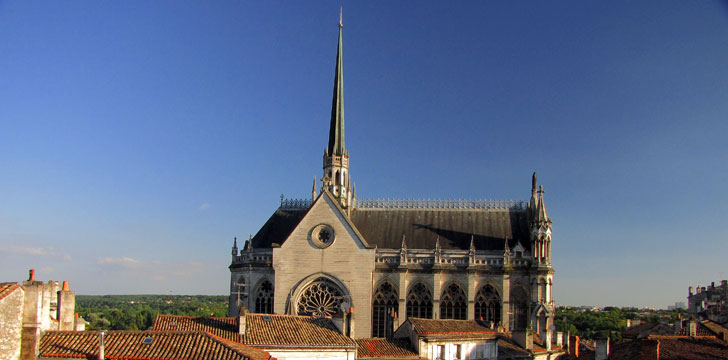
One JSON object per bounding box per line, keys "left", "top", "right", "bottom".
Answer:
{"left": 595, "top": 338, "right": 610, "bottom": 360}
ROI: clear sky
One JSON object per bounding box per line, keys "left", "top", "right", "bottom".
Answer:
{"left": 1, "top": 1, "right": 727, "bottom": 308}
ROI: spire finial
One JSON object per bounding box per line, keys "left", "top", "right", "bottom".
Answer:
{"left": 339, "top": 7, "right": 343, "bottom": 28}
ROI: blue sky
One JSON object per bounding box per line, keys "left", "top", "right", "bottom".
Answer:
{"left": 1, "top": 1, "right": 727, "bottom": 308}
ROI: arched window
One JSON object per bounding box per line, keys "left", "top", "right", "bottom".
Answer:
{"left": 440, "top": 283, "right": 467, "bottom": 320}
{"left": 255, "top": 280, "right": 274, "bottom": 313}
{"left": 335, "top": 170, "right": 341, "bottom": 186}
{"left": 474, "top": 284, "right": 501, "bottom": 326}
{"left": 372, "top": 282, "right": 398, "bottom": 338}
{"left": 510, "top": 287, "right": 529, "bottom": 331}
{"left": 406, "top": 283, "right": 432, "bottom": 319}
{"left": 297, "top": 278, "right": 345, "bottom": 318}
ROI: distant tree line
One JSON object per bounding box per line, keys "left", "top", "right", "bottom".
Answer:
{"left": 555, "top": 306, "right": 686, "bottom": 342}
{"left": 76, "top": 295, "right": 228, "bottom": 330}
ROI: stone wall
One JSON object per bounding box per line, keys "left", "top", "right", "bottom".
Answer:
{"left": 272, "top": 194, "right": 375, "bottom": 338}
{"left": 0, "top": 286, "right": 24, "bottom": 360}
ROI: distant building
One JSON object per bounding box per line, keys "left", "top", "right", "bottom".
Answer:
{"left": 228, "top": 16, "right": 555, "bottom": 342}
{"left": 0, "top": 269, "right": 86, "bottom": 360}
{"left": 688, "top": 280, "right": 728, "bottom": 324}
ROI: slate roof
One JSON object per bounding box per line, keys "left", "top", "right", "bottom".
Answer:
{"left": 37, "top": 330, "right": 273, "bottom": 360}
{"left": 0, "top": 282, "right": 22, "bottom": 301}
{"left": 355, "top": 338, "right": 422, "bottom": 359}
{"left": 153, "top": 313, "right": 357, "bottom": 349}
{"left": 407, "top": 318, "right": 497, "bottom": 337}
{"left": 251, "top": 207, "right": 530, "bottom": 251}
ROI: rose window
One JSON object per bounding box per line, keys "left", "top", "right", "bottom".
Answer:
{"left": 297, "top": 278, "right": 345, "bottom": 317}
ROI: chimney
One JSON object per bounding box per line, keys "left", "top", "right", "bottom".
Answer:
{"left": 29, "top": 269, "right": 35, "bottom": 281}
{"left": 57, "top": 281, "right": 76, "bottom": 331}
{"left": 568, "top": 335, "right": 580, "bottom": 358}
{"left": 98, "top": 331, "right": 105, "bottom": 360}
{"left": 238, "top": 306, "right": 247, "bottom": 335}
{"left": 595, "top": 338, "right": 610, "bottom": 360}
{"left": 688, "top": 320, "right": 697, "bottom": 337}
{"left": 555, "top": 331, "right": 563, "bottom": 347}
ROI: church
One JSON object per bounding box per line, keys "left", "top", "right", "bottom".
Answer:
{"left": 228, "top": 18, "right": 555, "bottom": 341}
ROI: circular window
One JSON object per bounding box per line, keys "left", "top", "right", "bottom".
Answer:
{"left": 310, "top": 224, "right": 335, "bottom": 248}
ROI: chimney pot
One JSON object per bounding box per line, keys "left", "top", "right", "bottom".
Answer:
{"left": 29, "top": 269, "right": 35, "bottom": 281}
{"left": 62, "top": 281, "right": 69, "bottom": 291}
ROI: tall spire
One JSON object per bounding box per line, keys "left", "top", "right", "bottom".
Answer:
{"left": 328, "top": 7, "right": 345, "bottom": 156}
{"left": 323, "top": 10, "right": 352, "bottom": 210}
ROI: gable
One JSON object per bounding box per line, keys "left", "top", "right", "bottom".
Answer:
{"left": 280, "top": 191, "right": 370, "bottom": 250}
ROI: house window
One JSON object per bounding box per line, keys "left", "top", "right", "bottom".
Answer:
{"left": 440, "top": 283, "right": 467, "bottom": 320}
{"left": 455, "top": 344, "right": 462, "bottom": 359}
{"left": 406, "top": 283, "right": 433, "bottom": 319}
{"left": 372, "top": 281, "right": 398, "bottom": 338}
{"left": 255, "top": 280, "right": 274, "bottom": 313}
{"left": 475, "top": 285, "right": 501, "bottom": 326}
{"left": 435, "top": 345, "right": 444, "bottom": 360}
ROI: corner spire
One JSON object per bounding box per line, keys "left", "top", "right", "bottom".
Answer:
{"left": 328, "top": 12, "right": 345, "bottom": 156}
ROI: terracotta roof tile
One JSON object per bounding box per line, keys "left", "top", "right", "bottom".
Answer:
{"left": 608, "top": 336, "right": 728, "bottom": 360}
{"left": 408, "top": 318, "right": 497, "bottom": 336}
{"left": 153, "top": 313, "right": 357, "bottom": 348}
{"left": 0, "top": 282, "right": 22, "bottom": 301}
{"left": 355, "top": 338, "right": 421, "bottom": 359}
{"left": 38, "top": 330, "right": 273, "bottom": 360}
{"left": 244, "top": 313, "right": 356, "bottom": 348}
{"left": 674, "top": 322, "right": 717, "bottom": 337}
{"left": 153, "top": 314, "right": 242, "bottom": 342}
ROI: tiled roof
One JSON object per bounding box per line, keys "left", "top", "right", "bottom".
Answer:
{"left": 408, "top": 318, "right": 497, "bottom": 336}
{"left": 355, "top": 338, "right": 421, "bottom": 359}
{"left": 495, "top": 338, "right": 531, "bottom": 359}
{"left": 243, "top": 313, "right": 356, "bottom": 348}
{"left": 607, "top": 336, "right": 728, "bottom": 360}
{"left": 153, "top": 314, "right": 243, "bottom": 342}
{"left": 37, "top": 330, "right": 273, "bottom": 360}
{"left": 674, "top": 322, "right": 717, "bottom": 337}
{"left": 701, "top": 320, "right": 728, "bottom": 338}
{"left": 153, "top": 313, "right": 357, "bottom": 348}
{"left": 0, "top": 282, "right": 22, "bottom": 301}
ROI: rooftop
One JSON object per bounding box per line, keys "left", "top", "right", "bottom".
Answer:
{"left": 37, "top": 330, "right": 273, "bottom": 360}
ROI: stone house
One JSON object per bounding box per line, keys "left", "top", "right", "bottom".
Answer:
{"left": 0, "top": 270, "right": 86, "bottom": 360}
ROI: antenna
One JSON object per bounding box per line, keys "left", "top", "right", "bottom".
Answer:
{"left": 339, "top": 7, "right": 343, "bottom": 28}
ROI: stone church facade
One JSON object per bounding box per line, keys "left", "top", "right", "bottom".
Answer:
{"left": 229, "top": 20, "right": 555, "bottom": 340}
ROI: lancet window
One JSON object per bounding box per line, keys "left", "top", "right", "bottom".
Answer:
{"left": 406, "top": 283, "right": 432, "bottom": 319}
{"left": 509, "top": 287, "right": 529, "bottom": 331}
{"left": 255, "top": 280, "right": 274, "bottom": 314}
{"left": 372, "top": 281, "right": 398, "bottom": 338}
{"left": 439, "top": 283, "right": 467, "bottom": 320}
{"left": 297, "top": 278, "right": 345, "bottom": 318}
{"left": 474, "top": 284, "right": 501, "bottom": 326}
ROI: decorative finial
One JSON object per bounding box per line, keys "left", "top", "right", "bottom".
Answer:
{"left": 339, "top": 7, "right": 343, "bottom": 28}
{"left": 532, "top": 172, "right": 537, "bottom": 192}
